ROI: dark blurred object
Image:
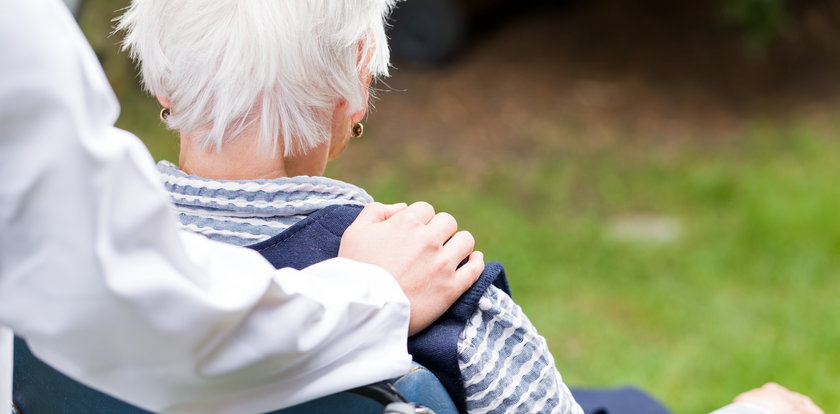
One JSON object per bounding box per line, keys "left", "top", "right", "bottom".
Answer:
{"left": 388, "top": 0, "right": 469, "bottom": 64}
{"left": 387, "top": 0, "right": 818, "bottom": 64}
{"left": 64, "top": 0, "right": 86, "bottom": 19}
{"left": 720, "top": 0, "right": 789, "bottom": 53}
{"left": 388, "top": 0, "right": 556, "bottom": 65}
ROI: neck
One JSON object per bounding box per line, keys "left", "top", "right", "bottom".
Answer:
{"left": 178, "top": 128, "right": 328, "bottom": 180}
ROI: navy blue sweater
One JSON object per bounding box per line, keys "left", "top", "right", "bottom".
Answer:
{"left": 249, "top": 205, "right": 512, "bottom": 414}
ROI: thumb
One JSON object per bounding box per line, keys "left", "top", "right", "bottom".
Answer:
{"left": 354, "top": 202, "right": 408, "bottom": 224}
{"left": 379, "top": 202, "right": 408, "bottom": 219}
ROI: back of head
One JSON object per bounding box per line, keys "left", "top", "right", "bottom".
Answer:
{"left": 118, "top": 0, "right": 395, "bottom": 155}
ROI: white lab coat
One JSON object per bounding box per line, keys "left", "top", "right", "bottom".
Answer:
{"left": 0, "top": 2, "right": 412, "bottom": 413}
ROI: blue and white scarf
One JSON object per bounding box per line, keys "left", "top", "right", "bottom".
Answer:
{"left": 157, "top": 161, "right": 373, "bottom": 246}
{"left": 157, "top": 160, "right": 581, "bottom": 414}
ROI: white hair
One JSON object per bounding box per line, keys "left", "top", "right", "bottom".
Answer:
{"left": 117, "top": 0, "right": 395, "bottom": 155}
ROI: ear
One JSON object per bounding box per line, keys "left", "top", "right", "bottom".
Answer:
{"left": 156, "top": 95, "right": 171, "bottom": 108}
{"left": 351, "top": 41, "right": 374, "bottom": 124}
{"left": 350, "top": 105, "right": 367, "bottom": 124}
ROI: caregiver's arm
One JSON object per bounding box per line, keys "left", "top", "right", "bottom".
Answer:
{"left": 0, "top": 2, "right": 479, "bottom": 414}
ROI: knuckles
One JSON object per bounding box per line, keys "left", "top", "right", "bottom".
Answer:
{"left": 423, "top": 233, "right": 443, "bottom": 250}
{"left": 435, "top": 211, "right": 457, "bottom": 228}
{"left": 409, "top": 201, "right": 435, "bottom": 215}
{"left": 398, "top": 211, "right": 423, "bottom": 227}
{"left": 433, "top": 255, "right": 451, "bottom": 274}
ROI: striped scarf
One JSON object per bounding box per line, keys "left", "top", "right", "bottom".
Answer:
{"left": 157, "top": 161, "right": 373, "bottom": 246}
{"left": 157, "top": 160, "right": 582, "bottom": 414}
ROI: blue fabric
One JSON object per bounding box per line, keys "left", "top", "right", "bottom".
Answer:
{"left": 277, "top": 364, "right": 458, "bottom": 414}
{"left": 571, "top": 387, "right": 671, "bottom": 414}
{"left": 406, "top": 262, "right": 509, "bottom": 414}
{"left": 13, "top": 339, "right": 456, "bottom": 414}
{"left": 249, "top": 204, "right": 512, "bottom": 414}
{"left": 13, "top": 336, "right": 154, "bottom": 414}
{"left": 392, "top": 365, "right": 459, "bottom": 414}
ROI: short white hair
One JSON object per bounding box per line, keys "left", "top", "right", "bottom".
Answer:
{"left": 117, "top": 0, "right": 395, "bottom": 155}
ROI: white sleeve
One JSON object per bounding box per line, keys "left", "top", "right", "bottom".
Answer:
{"left": 0, "top": 2, "right": 411, "bottom": 414}
{"left": 0, "top": 328, "right": 10, "bottom": 414}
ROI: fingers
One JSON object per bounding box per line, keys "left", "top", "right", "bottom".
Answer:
{"left": 735, "top": 383, "right": 824, "bottom": 414}
{"left": 762, "top": 383, "right": 822, "bottom": 414}
{"left": 427, "top": 212, "right": 457, "bottom": 243}
{"left": 762, "top": 383, "right": 785, "bottom": 392}
{"left": 354, "top": 202, "right": 389, "bottom": 224}
{"left": 379, "top": 202, "right": 408, "bottom": 220}
{"left": 455, "top": 251, "right": 485, "bottom": 288}
{"left": 775, "top": 384, "right": 823, "bottom": 414}
{"left": 800, "top": 396, "right": 824, "bottom": 414}
{"left": 442, "top": 230, "right": 476, "bottom": 266}
{"left": 393, "top": 201, "right": 436, "bottom": 225}
{"left": 354, "top": 202, "right": 408, "bottom": 224}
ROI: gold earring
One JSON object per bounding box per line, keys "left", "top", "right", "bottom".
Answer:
{"left": 160, "top": 107, "right": 171, "bottom": 122}
{"left": 351, "top": 122, "right": 364, "bottom": 138}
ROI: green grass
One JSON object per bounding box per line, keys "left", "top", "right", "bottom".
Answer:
{"left": 81, "top": 1, "right": 839, "bottom": 411}
{"left": 329, "top": 128, "right": 840, "bottom": 413}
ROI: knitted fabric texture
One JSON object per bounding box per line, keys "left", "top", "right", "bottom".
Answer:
{"left": 158, "top": 161, "right": 581, "bottom": 414}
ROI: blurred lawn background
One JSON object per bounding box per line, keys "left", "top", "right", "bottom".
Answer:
{"left": 78, "top": 0, "right": 838, "bottom": 412}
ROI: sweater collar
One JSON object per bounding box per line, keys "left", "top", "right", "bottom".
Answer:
{"left": 156, "top": 160, "right": 373, "bottom": 217}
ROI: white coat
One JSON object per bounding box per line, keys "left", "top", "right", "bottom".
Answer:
{"left": 0, "top": 2, "right": 411, "bottom": 413}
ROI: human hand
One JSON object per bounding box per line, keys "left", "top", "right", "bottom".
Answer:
{"left": 339, "top": 202, "right": 485, "bottom": 335}
{"left": 734, "top": 383, "right": 823, "bottom": 414}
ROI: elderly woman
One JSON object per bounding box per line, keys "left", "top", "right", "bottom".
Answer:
{"left": 114, "top": 1, "right": 579, "bottom": 413}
